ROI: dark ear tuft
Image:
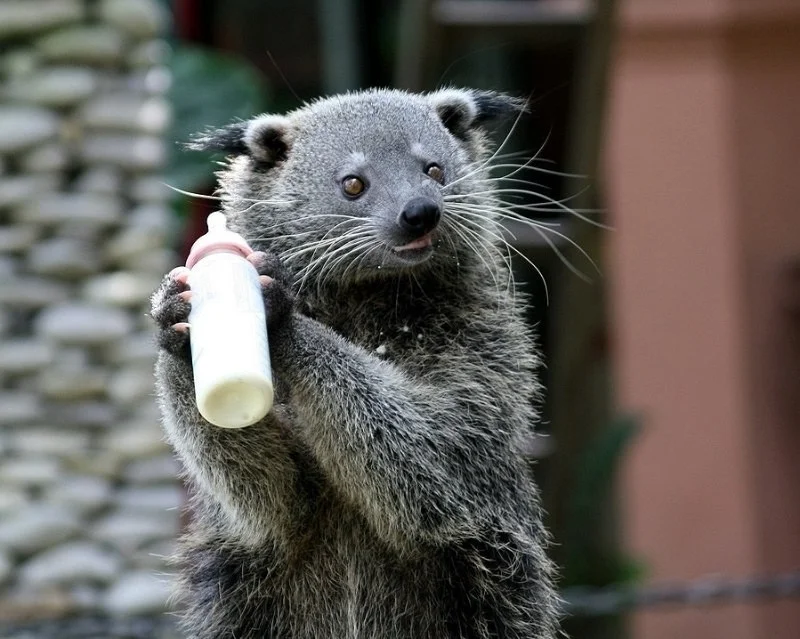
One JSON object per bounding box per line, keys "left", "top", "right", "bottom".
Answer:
{"left": 429, "top": 89, "right": 478, "bottom": 139}
{"left": 184, "top": 115, "right": 294, "bottom": 166}
{"left": 429, "top": 88, "right": 526, "bottom": 139}
{"left": 472, "top": 92, "right": 527, "bottom": 125}
{"left": 185, "top": 121, "right": 249, "bottom": 155}
{"left": 243, "top": 115, "right": 293, "bottom": 165}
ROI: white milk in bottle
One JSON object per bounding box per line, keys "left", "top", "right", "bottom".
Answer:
{"left": 185, "top": 212, "right": 273, "bottom": 428}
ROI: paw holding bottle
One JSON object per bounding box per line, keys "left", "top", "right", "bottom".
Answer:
{"left": 184, "top": 211, "right": 273, "bottom": 428}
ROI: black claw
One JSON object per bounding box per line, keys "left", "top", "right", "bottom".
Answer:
{"left": 151, "top": 275, "right": 193, "bottom": 360}
{"left": 158, "top": 325, "right": 192, "bottom": 359}
{"left": 251, "top": 251, "right": 291, "bottom": 284}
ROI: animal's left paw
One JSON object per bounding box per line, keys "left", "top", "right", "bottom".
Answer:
{"left": 247, "top": 251, "right": 295, "bottom": 334}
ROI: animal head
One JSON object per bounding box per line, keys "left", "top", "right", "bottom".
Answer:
{"left": 188, "top": 88, "right": 525, "bottom": 290}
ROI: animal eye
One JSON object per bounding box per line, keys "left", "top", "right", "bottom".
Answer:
{"left": 425, "top": 163, "right": 445, "bottom": 184}
{"left": 342, "top": 176, "right": 366, "bottom": 198}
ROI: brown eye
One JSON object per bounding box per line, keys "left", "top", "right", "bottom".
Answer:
{"left": 426, "top": 163, "right": 445, "bottom": 184}
{"left": 342, "top": 176, "right": 366, "bottom": 198}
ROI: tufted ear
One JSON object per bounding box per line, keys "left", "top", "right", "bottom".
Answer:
{"left": 428, "top": 88, "right": 526, "bottom": 140}
{"left": 186, "top": 114, "right": 293, "bottom": 166}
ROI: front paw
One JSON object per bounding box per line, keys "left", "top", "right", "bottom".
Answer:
{"left": 150, "top": 267, "right": 193, "bottom": 359}
{"left": 247, "top": 251, "right": 295, "bottom": 334}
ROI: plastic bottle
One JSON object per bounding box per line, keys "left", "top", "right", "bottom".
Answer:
{"left": 185, "top": 212, "right": 273, "bottom": 428}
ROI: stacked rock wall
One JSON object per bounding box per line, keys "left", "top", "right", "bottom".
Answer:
{"left": 0, "top": 0, "right": 180, "bottom": 621}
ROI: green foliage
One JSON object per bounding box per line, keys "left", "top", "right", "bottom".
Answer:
{"left": 166, "top": 44, "right": 270, "bottom": 192}
{"left": 561, "top": 414, "right": 643, "bottom": 587}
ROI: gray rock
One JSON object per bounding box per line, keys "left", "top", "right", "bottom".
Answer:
{"left": 0, "top": 339, "right": 54, "bottom": 374}
{"left": 116, "top": 486, "right": 183, "bottom": 512}
{"left": 81, "top": 94, "right": 170, "bottom": 134}
{"left": 56, "top": 346, "right": 90, "bottom": 369}
{"left": 48, "top": 475, "right": 113, "bottom": 515}
{"left": 0, "top": 587, "right": 78, "bottom": 621}
{"left": 0, "top": 276, "right": 68, "bottom": 308}
{"left": 0, "top": 0, "right": 83, "bottom": 40}
{"left": 1, "top": 48, "right": 39, "bottom": 80}
{"left": 121, "top": 66, "right": 172, "bottom": 96}
{"left": 81, "top": 133, "right": 166, "bottom": 171}
{"left": 104, "top": 571, "right": 172, "bottom": 616}
{"left": 37, "top": 26, "right": 126, "bottom": 65}
{"left": 18, "top": 193, "right": 123, "bottom": 227}
{"left": 93, "top": 511, "right": 178, "bottom": 551}
{"left": 83, "top": 271, "right": 157, "bottom": 307}
{"left": 19, "top": 542, "right": 122, "bottom": 586}
{"left": 64, "top": 451, "right": 120, "bottom": 478}
{"left": 128, "top": 39, "right": 170, "bottom": 68}
{"left": 0, "top": 392, "right": 42, "bottom": 424}
{"left": 130, "top": 176, "right": 171, "bottom": 202}
{"left": 117, "top": 247, "right": 175, "bottom": 275}
{"left": 143, "top": 66, "right": 173, "bottom": 95}
{"left": 0, "top": 487, "right": 26, "bottom": 517}
{"left": 0, "top": 174, "right": 59, "bottom": 208}
{"left": 12, "top": 429, "right": 91, "bottom": 456}
{"left": 104, "top": 423, "right": 166, "bottom": 460}
{"left": 69, "top": 585, "right": 103, "bottom": 612}
{"left": 40, "top": 366, "right": 107, "bottom": 400}
{"left": 108, "top": 367, "right": 157, "bottom": 404}
{"left": 0, "top": 256, "right": 16, "bottom": 278}
{"left": 27, "top": 237, "right": 100, "bottom": 279}
{"left": 100, "top": 0, "right": 169, "bottom": 40}
{"left": 105, "top": 227, "right": 167, "bottom": 264}
{"left": 48, "top": 400, "right": 117, "bottom": 428}
{"left": 0, "top": 107, "right": 59, "bottom": 154}
{"left": 20, "top": 143, "right": 70, "bottom": 173}
{"left": 130, "top": 402, "right": 162, "bottom": 427}
{"left": 134, "top": 539, "right": 177, "bottom": 569}
{"left": 124, "top": 455, "right": 180, "bottom": 484}
{"left": 0, "top": 457, "right": 60, "bottom": 486}
{"left": 36, "top": 303, "right": 133, "bottom": 345}
{"left": 0, "top": 226, "right": 39, "bottom": 253}
{"left": 6, "top": 67, "right": 97, "bottom": 108}
{"left": 0, "top": 277, "right": 68, "bottom": 308}
{"left": 106, "top": 331, "right": 156, "bottom": 365}
{"left": 0, "top": 310, "right": 9, "bottom": 337}
{"left": 0, "top": 505, "right": 80, "bottom": 554}
{"left": 0, "top": 552, "right": 11, "bottom": 585}
{"left": 73, "top": 166, "right": 123, "bottom": 195}
{"left": 133, "top": 203, "right": 174, "bottom": 231}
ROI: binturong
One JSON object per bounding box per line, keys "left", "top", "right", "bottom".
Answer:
{"left": 150, "top": 88, "right": 559, "bottom": 639}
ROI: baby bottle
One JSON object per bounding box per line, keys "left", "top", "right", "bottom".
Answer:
{"left": 185, "top": 212, "right": 273, "bottom": 428}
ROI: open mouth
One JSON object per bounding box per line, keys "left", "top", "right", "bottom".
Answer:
{"left": 392, "top": 233, "right": 433, "bottom": 254}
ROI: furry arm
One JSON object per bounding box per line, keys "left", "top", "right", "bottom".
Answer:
{"left": 270, "top": 313, "right": 535, "bottom": 553}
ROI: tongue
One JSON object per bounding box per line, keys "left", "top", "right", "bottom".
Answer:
{"left": 393, "top": 234, "right": 433, "bottom": 252}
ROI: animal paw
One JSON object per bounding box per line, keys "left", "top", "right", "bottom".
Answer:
{"left": 246, "top": 251, "right": 295, "bottom": 334}
{"left": 150, "top": 266, "right": 193, "bottom": 359}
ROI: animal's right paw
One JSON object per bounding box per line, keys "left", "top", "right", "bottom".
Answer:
{"left": 150, "top": 267, "right": 192, "bottom": 359}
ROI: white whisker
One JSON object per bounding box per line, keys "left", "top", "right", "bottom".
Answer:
{"left": 449, "top": 206, "right": 597, "bottom": 282}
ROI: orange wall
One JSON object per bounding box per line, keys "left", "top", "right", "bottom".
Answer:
{"left": 606, "top": 1, "right": 800, "bottom": 638}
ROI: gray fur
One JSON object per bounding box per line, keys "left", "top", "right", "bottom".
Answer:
{"left": 152, "top": 88, "right": 558, "bottom": 638}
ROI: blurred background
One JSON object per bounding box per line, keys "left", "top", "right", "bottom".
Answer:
{"left": 0, "top": 0, "right": 798, "bottom": 638}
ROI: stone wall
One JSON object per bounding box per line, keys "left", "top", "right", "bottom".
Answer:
{"left": 0, "top": 0, "right": 179, "bottom": 622}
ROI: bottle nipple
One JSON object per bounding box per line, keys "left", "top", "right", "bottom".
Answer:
{"left": 186, "top": 212, "right": 254, "bottom": 268}
{"left": 206, "top": 211, "right": 228, "bottom": 233}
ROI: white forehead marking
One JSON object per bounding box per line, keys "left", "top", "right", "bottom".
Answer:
{"left": 349, "top": 151, "right": 366, "bottom": 164}
{"left": 411, "top": 142, "right": 425, "bottom": 156}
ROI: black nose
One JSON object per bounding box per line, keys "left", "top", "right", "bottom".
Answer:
{"left": 398, "top": 197, "right": 441, "bottom": 237}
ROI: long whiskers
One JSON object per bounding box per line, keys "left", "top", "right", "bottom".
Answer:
{"left": 285, "top": 220, "right": 378, "bottom": 294}
{"left": 162, "top": 183, "right": 298, "bottom": 208}
{"left": 446, "top": 209, "right": 550, "bottom": 303}
{"left": 447, "top": 203, "right": 598, "bottom": 283}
